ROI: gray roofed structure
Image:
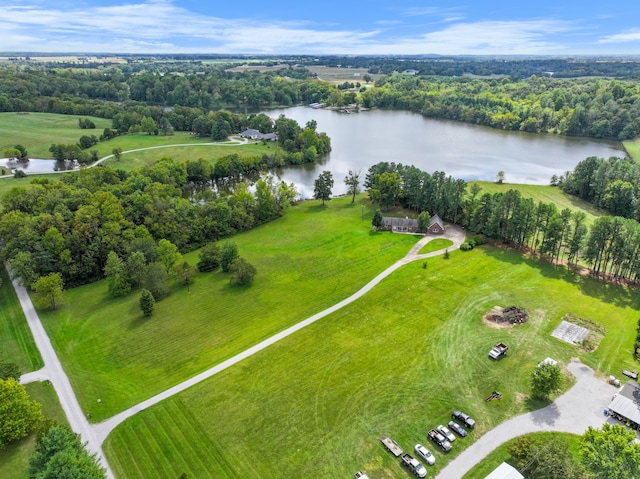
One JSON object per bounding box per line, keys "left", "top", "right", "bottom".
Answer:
{"left": 429, "top": 214, "right": 444, "bottom": 229}
{"left": 484, "top": 462, "right": 524, "bottom": 479}
{"left": 381, "top": 217, "right": 419, "bottom": 232}
{"left": 239, "top": 129, "right": 277, "bottom": 141}
{"left": 608, "top": 380, "right": 640, "bottom": 426}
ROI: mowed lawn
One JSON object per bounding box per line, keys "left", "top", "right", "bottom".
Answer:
{"left": 103, "top": 246, "right": 640, "bottom": 478}
{"left": 0, "top": 381, "right": 69, "bottom": 479}
{"left": 470, "top": 181, "right": 606, "bottom": 225}
{"left": 0, "top": 112, "right": 112, "bottom": 158}
{"left": 101, "top": 141, "right": 274, "bottom": 171}
{"left": 0, "top": 265, "right": 42, "bottom": 372}
{"left": 40, "top": 197, "right": 422, "bottom": 421}
{"left": 463, "top": 432, "right": 582, "bottom": 479}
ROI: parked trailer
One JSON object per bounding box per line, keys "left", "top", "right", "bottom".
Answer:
{"left": 400, "top": 453, "right": 427, "bottom": 478}
{"left": 380, "top": 436, "right": 403, "bottom": 456}
{"left": 354, "top": 471, "right": 370, "bottom": 479}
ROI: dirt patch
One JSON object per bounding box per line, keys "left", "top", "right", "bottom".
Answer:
{"left": 483, "top": 305, "right": 528, "bottom": 328}
{"left": 515, "top": 392, "right": 527, "bottom": 404}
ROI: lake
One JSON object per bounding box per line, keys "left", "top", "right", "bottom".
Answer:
{"left": 264, "top": 107, "right": 625, "bottom": 198}
{"left": 0, "top": 107, "right": 625, "bottom": 197}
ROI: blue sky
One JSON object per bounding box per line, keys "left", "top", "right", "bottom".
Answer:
{"left": 1, "top": 0, "right": 640, "bottom": 55}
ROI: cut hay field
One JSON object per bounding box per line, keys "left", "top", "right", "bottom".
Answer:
{"left": 40, "top": 197, "right": 421, "bottom": 421}
{"left": 0, "top": 112, "right": 112, "bottom": 158}
{"left": 470, "top": 181, "right": 606, "bottom": 224}
{"left": 103, "top": 244, "right": 639, "bottom": 478}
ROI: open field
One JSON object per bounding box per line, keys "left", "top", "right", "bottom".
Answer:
{"left": 463, "top": 432, "right": 582, "bottom": 479}
{"left": 470, "top": 181, "right": 606, "bottom": 224}
{"left": 40, "top": 197, "right": 421, "bottom": 421}
{"left": 102, "top": 141, "right": 274, "bottom": 171}
{"left": 0, "top": 265, "right": 42, "bottom": 372}
{"left": 624, "top": 138, "right": 640, "bottom": 161}
{"left": 0, "top": 381, "right": 69, "bottom": 479}
{"left": 0, "top": 113, "right": 112, "bottom": 158}
{"left": 103, "top": 244, "right": 639, "bottom": 478}
{"left": 306, "top": 66, "right": 380, "bottom": 84}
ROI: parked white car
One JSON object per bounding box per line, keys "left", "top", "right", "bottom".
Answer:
{"left": 414, "top": 443, "right": 436, "bottom": 465}
{"left": 437, "top": 424, "right": 456, "bottom": 442}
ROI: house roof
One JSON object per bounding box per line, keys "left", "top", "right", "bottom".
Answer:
{"left": 609, "top": 380, "right": 640, "bottom": 424}
{"left": 240, "top": 128, "right": 260, "bottom": 137}
{"left": 239, "top": 129, "right": 277, "bottom": 140}
{"left": 429, "top": 214, "right": 444, "bottom": 229}
{"left": 484, "top": 462, "right": 524, "bottom": 479}
{"left": 382, "top": 217, "right": 418, "bottom": 229}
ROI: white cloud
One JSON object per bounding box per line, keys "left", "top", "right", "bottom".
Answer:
{"left": 0, "top": 1, "right": 577, "bottom": 55}
{"left": 598, "top": 29, "right": 640, "bottom": 43}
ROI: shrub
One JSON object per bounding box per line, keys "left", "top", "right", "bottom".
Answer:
{"left": 460, "top": 242, "right": 474, "bottom": 251}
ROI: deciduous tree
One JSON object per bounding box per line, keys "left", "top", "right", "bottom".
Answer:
{"left": 0, "top": 378, "right": 43, "bottom": 450}
{"left": 314, "top": 170, "right": 333, "bottom": 206}
{"left": 139, "top": 289, "right": 155, "bottom": 317}
{"left": 32, "top": 273, "right": 64, "bottom": 311}
{"left": 531, "top": 361, "right": 562, "bottom": 399}
{"left": 582, "top": 424, "right": 640, "bottom": 479}
{"left": 229, "top": 258, "right": 257, "bottom": 286}
{"left": 344, "top": 169, "right": 361, "bottom": 204}
{"left": 220, "top": 241, "right": 239, "bottom": 272}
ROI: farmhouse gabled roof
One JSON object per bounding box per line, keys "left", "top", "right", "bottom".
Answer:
{"left": 382, "top": 217, "right": 418, "bottom": 229}
{"left": 429, "top": 214, "right": 444, "bottom": 229}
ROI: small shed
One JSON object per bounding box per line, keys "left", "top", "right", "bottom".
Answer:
{"left": 380, "top": 217, "right": 419, "bottom": 233}
{"left": 484, "top": 462, "right": 524, "bottom": 479}
{"left": 608, "top": 380, "right": 640, "bottom": 428}
{"left": 427, "top": 214, "right": 445, "bottom": 235}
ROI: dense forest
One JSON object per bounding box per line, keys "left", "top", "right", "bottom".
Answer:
{"left": 0, "top": 160, "right": 298, "bottom": 287}
{"left": 2, "top": 59, "right": 640, "bottom": 141}
{"left": 366, "top": 162, "right": 640, "bottom": 282}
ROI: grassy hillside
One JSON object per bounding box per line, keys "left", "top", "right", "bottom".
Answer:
{"left": 623, "top": 138, "right": 640, "bottom": 161}
{"left": 470, "top": 181, "right": 606, "bottom": 224}
{"left": 0, "top": 113, "right": 112, "bottom": 158}
{"left": 104, "top": 245, "right": 639, "bottom": 478}
{"left": 40, "top": 197, "right": 421, "bottom": 421}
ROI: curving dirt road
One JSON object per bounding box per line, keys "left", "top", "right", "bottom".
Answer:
{"left": 435, "top": 359, "right": 614, "bottom": 479}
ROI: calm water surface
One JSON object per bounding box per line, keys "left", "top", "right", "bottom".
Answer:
{"left": 1, "top": 108, "right": 625, "bottom": 198}
{"left": 265, "top": 107, "right": 625, "bottom": 198}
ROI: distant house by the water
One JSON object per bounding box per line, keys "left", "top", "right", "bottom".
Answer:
{"left": 239, "top": 129, "right": 277, "bottom": 141}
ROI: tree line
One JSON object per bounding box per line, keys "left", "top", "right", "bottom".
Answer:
{"left": 560, "top": 156, "right": 640, "bottom": 220}
{"left": 366, "top": 161, "right": 640, "bottom": 282}
{"left": 362, "top": 74, "right": 640, "bottom": 140}
{"left": 3, "top": 62, "right": 640, "bottom": 142}
{"left": 0, "top": 156, "right": 298, "bottom": 289}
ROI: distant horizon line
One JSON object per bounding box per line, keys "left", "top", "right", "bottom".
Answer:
{"left": 2, "top": 52, "right": 640, "bottom": 59}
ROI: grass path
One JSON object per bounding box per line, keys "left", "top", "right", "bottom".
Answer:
{"left": 93, "top": 226, "right": 466, "bottom": 443}
{"left": 103, "top": 244, "right": 639, "bottom": 478}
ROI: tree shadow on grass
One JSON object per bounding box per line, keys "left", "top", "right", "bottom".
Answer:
{"left": 483, "top": 245, "right": 635, "bottom": 308}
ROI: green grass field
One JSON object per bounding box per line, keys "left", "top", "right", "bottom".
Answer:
{"left": 470, "top": 181, "right": 606, "bottom": 224}
{"left": 0, "top": 265, "right": 42, "bottom": 372}
{"left": 103, "top": 244, "right": 639, "bottom": 478}
{"left": 0, "top": 113, "right": 112, "bottom": 158}
{"left": 623, "top": 138, "right": 640, "bottom": 161}
{"left": 0, "top": 381, "right": 69, "bottom": 479}
{"left": 418, "top": 238, "right": 453, "bottom": 254}
{"left": 40, "top": 197, "right": 422, "bottom": 421}
{"left": 463, "top": 432, "right": 582, "bottom": 478}
{"left": 102, "top": 141, "right": 274, "bottom": 171}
